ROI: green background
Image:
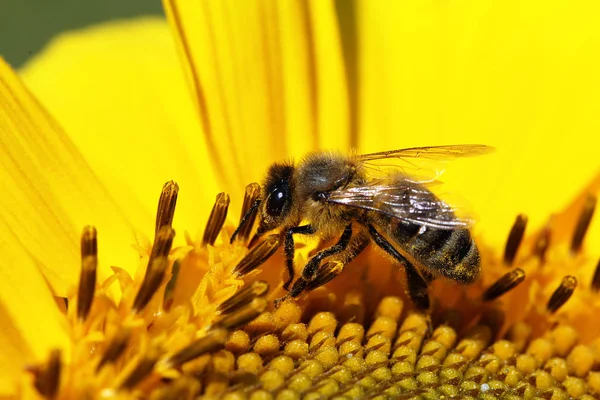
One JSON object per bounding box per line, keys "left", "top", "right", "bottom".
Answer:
{"left": 0, "top": 0, "right": 164, "bottom": 68}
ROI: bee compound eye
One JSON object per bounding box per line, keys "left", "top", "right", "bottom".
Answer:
{"left": 266, "top": 187, "right": 288, "bottom": 217}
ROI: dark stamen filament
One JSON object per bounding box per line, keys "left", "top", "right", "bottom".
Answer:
{"left": 164, "top": 328, "right": 229, "bottom": 368}
{"left": 162, "top": 260, "right": 181, "bottom": 312}
{"left": 218, "top": 281, "right": 269, "bottom": 314}
{"left": 532, "top": 225, "right": 551, "bottom": 264}
{"left": 132, "top": 227, "right": 175, "bottom": 313}
{"left": 155, "top": 181, "right": 179, "bottom": 236}
{"left": 547, "top": 275, "right": 578, "bottom": 313}
{"left": 591, "top": 258, "right": 600, "bottom": 292}
{"left": 96, "top": 329, "right": 130, "bottom": 372}
{"left": 570, "top": 194, "right": 596, "bottom": 254}
{"left": 482, "top": 268, "right": 525, "bottom": 301}
{"left": 234, "top": 182, "right": 261, "bottom": 244}
{"left": 119, "top": 349, "right": 160, "bottom": 390}
{"left": 504, "top": 214, "right": 527, "bottom": 266}
{"left": 233, "top": 234, "right": 280, "bottom": 276}
{"left": 215, "top": 297, "right": 268, "bottom": 330}
{"left": 202, "top": 192, "right": 230, "bottom": 246}
{"left": 33, "top": 349, "right": 61, "bottom": 399}
{"left": 77, "top": 226, "right": 97, "bottom": 321}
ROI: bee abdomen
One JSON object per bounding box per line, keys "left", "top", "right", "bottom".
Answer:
{"left": 407, "top": 227, "right": 480, "bottom": 284}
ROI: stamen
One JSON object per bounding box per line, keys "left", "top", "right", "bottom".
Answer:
{"left": 32, "top": 349, "right": 61, "bottom": 399}
{"left": 215, "top": 298, "right": 268, "bottom": 330}
{"left": 305, "top": 261, "right": 345, "bottom": 292}
{"left": 202, "top": 192, "right": 230, "bottom": 246}
{"left": 547, "top": 275, "right": 578, "bottom": 313}
{"left": 234, "top": 182, "right": 261, "bottom": 244}
{"left": 233, "top": 234, "right": 280, "bottom": 276}
{"left": 482, "top": 268, "right": 526, "bottom": 301}
{"left": 132, "top": 227, "right": 175, "bottom": 313}
{"left": 591, "top": 258, "right": 600, "bottom": 292}
{"left": 570, "top": 194, "right": 596, "bottom": 254}
{"left": 77, "top": 226, "right": 97, "bottom": 321}
{"left": 532, "top": 225, "right": 551, "bottom": 264}
{"left": 504, "top": 214, "right": 527, "bottom": 265}
{"left": 96, "top": 329, "right": 130, "bottom": 372}
{"left": 162, "top": 260, "right": 181, "bottom": 312}
{"left": 163, "top": 327, "right": 229, "bottom": 368}
{"left": 119, "top": 348, "right": 160, "bottom": 390}
{"left": 218, "top": 281, "right": 269, "bottom": 314}
{"left": 155, "top": 181, "right": 179, "bottom": 236}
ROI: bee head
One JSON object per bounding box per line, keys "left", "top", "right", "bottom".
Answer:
{"left": 256, "top": 163, "right": 296, "bottom": 235}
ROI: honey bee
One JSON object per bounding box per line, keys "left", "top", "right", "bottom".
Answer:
{"left": 231, "top": 145, "right": 493, "bottom": 309}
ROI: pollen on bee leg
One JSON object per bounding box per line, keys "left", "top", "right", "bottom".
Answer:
{"left": 30, "top": 349, "right": 61, "bottom": 399}
{"left": 77, "top": 226, "right": 97, "bottom": 321}
{"left": 482, "top": 268, "right": 526, "bottom": 302}
{"left": 155, "top": 181, "right": 179, "bottom": 235}
{"left": 305, "top": 261, "right": 345, "bottom": 292}
{"left": 234, "top": 182, "right": 261, "bottom": 244}
{"left": 547, "top": 275, "right": 578, "bottom": 314}
{"left": 215, "top": 297, "right": 268, "bottom": 330}
{"left": 504, "top": 214, "right": 527, "bottom": 266}
{"left": 202, "top": 192, "right": 230, "bottom": 246}
{"left": 218, "top": 280, "right": 269, "bottom": 315}
{"left": 570, "top": 194, "right": 596, "bottom": 254}
{"left": 233, "top": 234, "right": 280, "bottom": 276}
{"left": 96, "top": 329, "right": 130, "bottom": 372}
{"left": 132, "top": 226, "right": 175, "bottom": 313}
{"left": 162, "top": 327, "right": 229, "bottom": 369}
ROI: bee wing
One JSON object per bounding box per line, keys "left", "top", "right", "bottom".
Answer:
{"left": 327, "top": 178, "right": 473, "bottom": 230}
{"left": 357, "top": 144, "right": 494, "bottom": 183}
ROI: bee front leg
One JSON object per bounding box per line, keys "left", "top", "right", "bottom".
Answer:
{"left": 367, "top": 224, "right": 430, "bottom": 310}
{"left": 283, "top": 225, "right": 315, "bottom": 290}
{"left": 287, "top": 224, "right": 353, "bottom": 298}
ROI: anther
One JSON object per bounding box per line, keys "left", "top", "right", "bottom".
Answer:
{"left": 77, "top": 226, "right": 97, "bottom": 321}
{"left": 482, "top": 268, "right": 526, "bottom": 301}
{"left": 533, "top": 225, "right": 551, "bottom": 264}
{"left": 218, "top": 281, "right": 269, "bottom": 314}
{"left": 202, "top": 192, "right": 230, "bottom": 246}
{"left": 96, "top": 329, "right": 130, "bottom": 372}
{"left": 591, "top": 258, "right": 600, "bottom": 292}
{"left": 132, "top": 227, "right": 175, "bottom": 313}
{"left": 547, "top": 275, "right": 578, "bottom": 313}
{"left": 504, "top": 214, "right": 527, "bottom": 266}
{"left": 119, "top": 348, "right": 160, "bottom": 390}
{"left": 233, "top": 234, "right": 280, "bottom": 276}
{"left": 571, "top": 194, "right": 596, "bottom": 254}
{"left": 32, "top": 349, "right": 61, "bottom": 399}
{"left": 163, "top": 327, "right": 229, "bottom": 368}
{"left": 155, "top": 181, "right": 179, "bottom": 236}
{"left": 233, "top": 183, "right": 261, "bottom": 244}
{"left": 215, "top": 297, "right": 268, "bottom": 330}
{"left": 305, "top": 261, "right": 345, "bottom": 292}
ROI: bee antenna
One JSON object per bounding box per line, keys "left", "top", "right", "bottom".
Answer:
{"left": 230, "top": 198, "right": 261, "bottom": 244}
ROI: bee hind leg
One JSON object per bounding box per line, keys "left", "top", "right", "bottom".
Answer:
{"left": 367, "top": 224, "right": 430, "bottom": 310}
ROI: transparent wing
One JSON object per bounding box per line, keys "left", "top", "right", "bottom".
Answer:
{"left": 356, "top": 144, "right": 494, "bottom": 183}
{"left": 327, "top": 177, "right": 473, "bottom": 229}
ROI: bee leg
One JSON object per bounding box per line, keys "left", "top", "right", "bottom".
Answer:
{"left": 367, "top": 224, "right": 430, "bottom": 310}
{"left": 283, "top": 225, "right": 315, "bottom": 290}
{"left": 285, "top": 224, "right": 353, "bottom": 299}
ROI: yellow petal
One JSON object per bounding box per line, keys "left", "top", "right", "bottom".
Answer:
{"left": 0, "top": 220, "right": 69, "bottom": 395}
{"left": 0, "top": 57, "right": 137, "bottom": 295}
{"left": 20, "top": 18, "right": 220, "bottom": 242}
{"left": 358, "top": 1, "right": 600, "bottom": 248}
{"left": 164, "top": 0, "right": 350, "bottom": 192}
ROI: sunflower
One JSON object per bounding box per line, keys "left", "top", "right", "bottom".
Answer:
{"left": 2, "top": 0, "right": 600, "bottom": 398}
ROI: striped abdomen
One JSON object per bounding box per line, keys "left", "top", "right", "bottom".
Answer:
{"left": 388, "top": 220, "right": 480, "bottom": 284}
